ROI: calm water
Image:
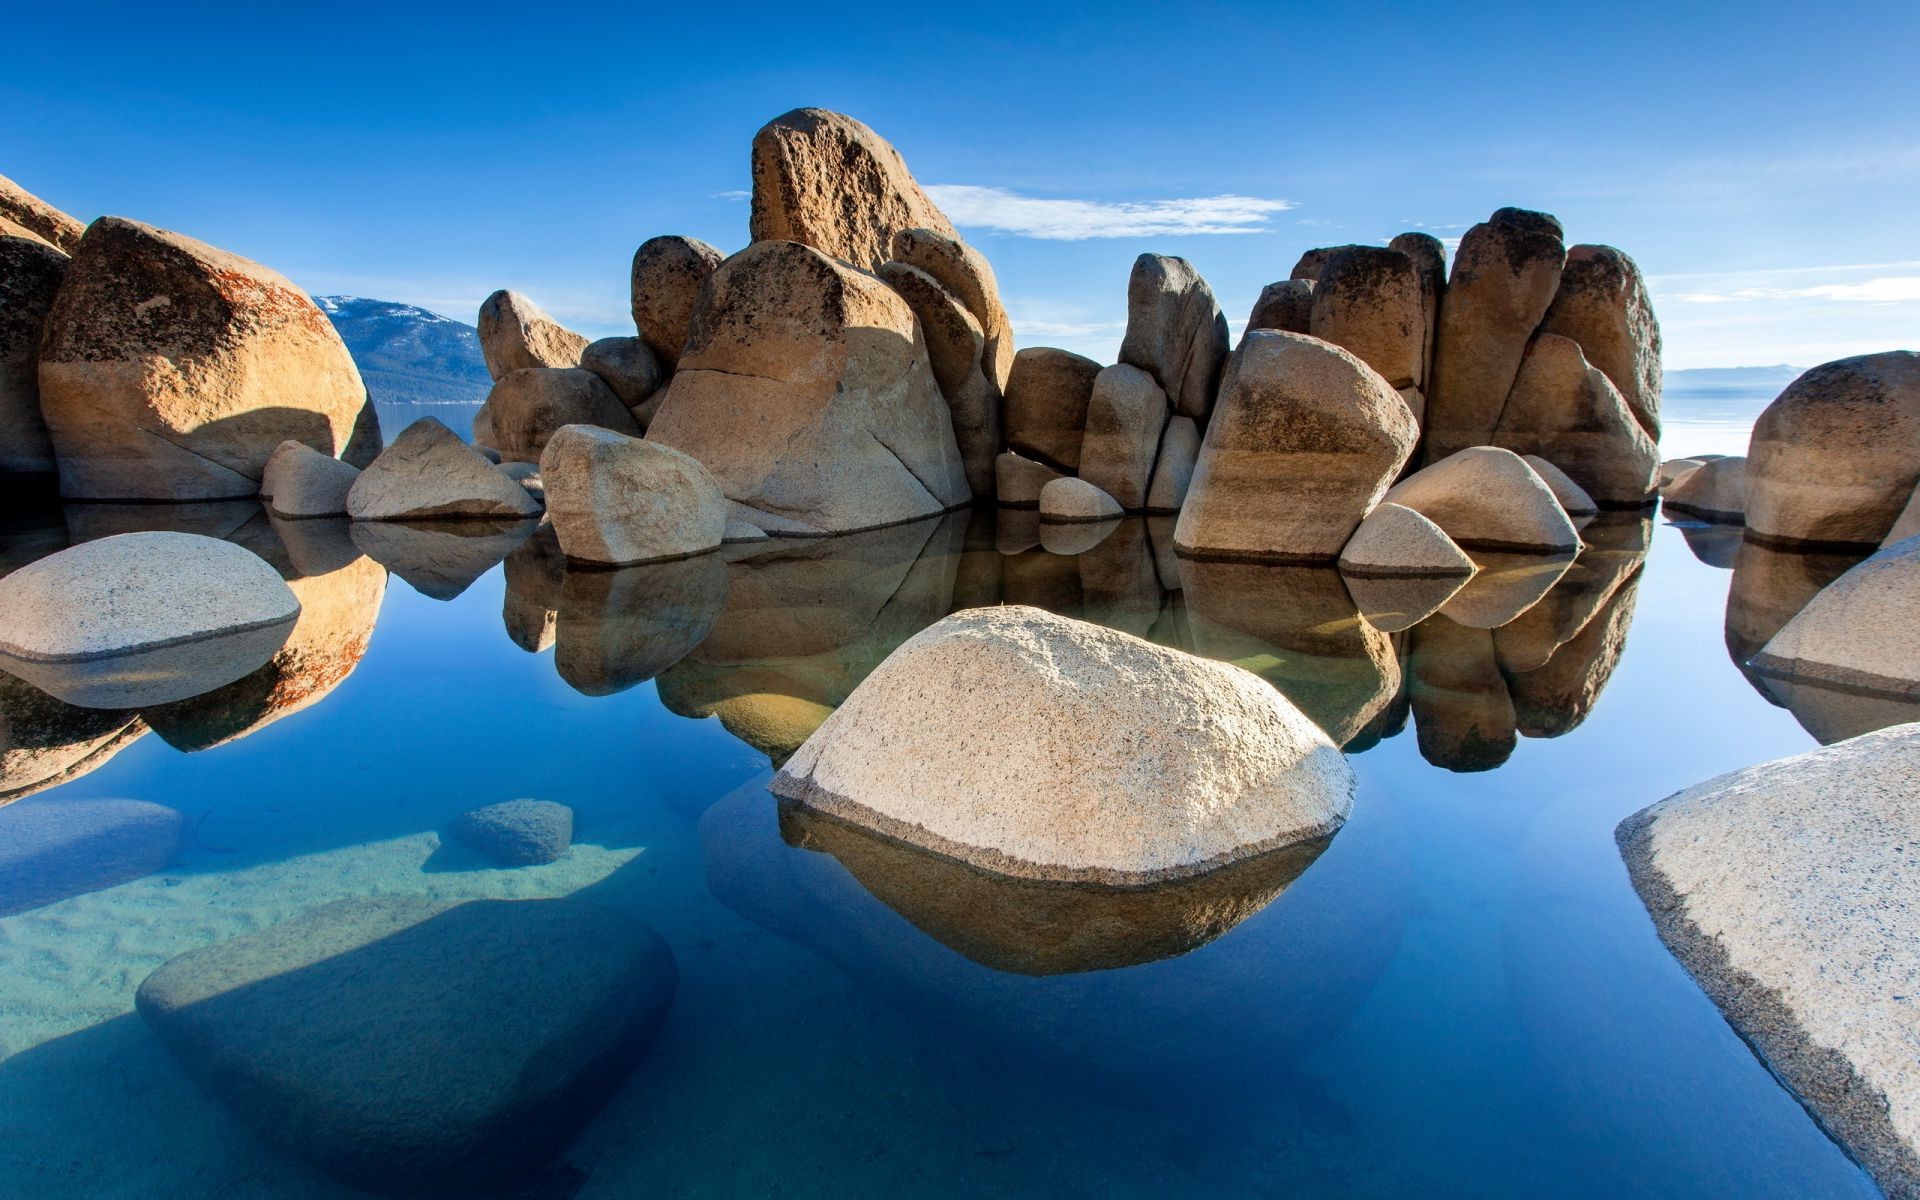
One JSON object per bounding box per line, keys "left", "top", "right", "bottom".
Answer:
{"left": 0, "top": 473, "right": 1897, "bottom": 1195}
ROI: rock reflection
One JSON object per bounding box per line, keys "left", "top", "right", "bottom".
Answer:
{"left": 1493, "top": 515, "right": 1650, "bottom": 673}
{"left": 1038, "top": 516, "right": 1119, "bottom": 556}
{"left": 1409, "top": 616, "right": 1517, "bottom": 771}
{"left": 1677, "top": 521, "right": 1743, "bottom": 568}
{"left": 1752, "top": 675, "right": 1920, "bottom": 745}
{"left": 0, "top": 671, "right": 146, "bottom": 807}
{"left": 501, "top": 524, "right": 566, "bottom": 653}
{"left": 554, "top": 552, "right": 728, "bottom": 695}
{"left": 1724, "top": 538, "right": 1868, "bottom": 684}
{"left": 1438, "top": 551, "right": 1573, "bottom": 629}
{"left": 1507, "top": 568, "right": 1642, "bottom": 738}
{"left": 350, "top": 517, "right": 537, "bottom": 600}
{"left": 1342, "top": 571, "right": 1469, "bottom": 633}
{"left": 1075, "top": 519, "right": 1164, "bottom": 638}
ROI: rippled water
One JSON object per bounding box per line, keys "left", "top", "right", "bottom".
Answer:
{"left": 0, "top": 490, "right": 1896, "bottom": 1198}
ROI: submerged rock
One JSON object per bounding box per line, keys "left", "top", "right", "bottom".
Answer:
{"left": 1662, "top": 455, "right": 1746, "bottom": 524}
{"left": 0, "top": 532, "right": 298, "bottom": 707}
{"left": 476, "top": 289, "right": 587, "bottom": 379}
{"left": 136, "top": 896, "right": 678, "bottom": 1196}
{"left": 0, "top": 233, "right": 65, "bottom": 477}
{"left": 1003, "top": 346, "right": 1100, "bottom": 473}
{"left": 772, "top": 606, "right": 1354, "bottom": 882}
{"left": 346, "top": 418, "right": 543, "bottom": 522}
{"left": 541, "top": 424, "right": 725, "bottom": 565}
{"left": 630, "top": 235, "right": 724, "bottom": 372}
{"left": 1750, "top": 536, "right": 1920, "bottom": 703}
{"left": 0, "top": 796, "right": 183, "bottom": 917}
{"left": 451, "top": 799, "right": 574, "bottom": 866}
{"left": 1382, "top": 447, "right": 1581, "bottom": 554}
{"left": 1617, "top": 725, "right": 1920, "bottom": 1200}
{"left": 1118, "top": 254, "right": 1230, "bottom": 424}
{"left": 261, "top": 439, "right": 359, "bottom": 519}
{"left": 1339, "top": 502, "right": 1477, "bottom": 578}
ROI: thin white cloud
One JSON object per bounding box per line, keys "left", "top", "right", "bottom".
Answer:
{"left": 925, "top": 185, "right": 1293, "bottom": 240}
{"left": 1647, "top": 261, "right": 1920, "bottom": 369}
{"left": 713, "top": 189, "right": 750, "bottom": 201}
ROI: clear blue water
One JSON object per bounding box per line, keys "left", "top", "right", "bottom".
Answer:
{"left": 0, "top": 484, "right": 1896, "bottom": 1197}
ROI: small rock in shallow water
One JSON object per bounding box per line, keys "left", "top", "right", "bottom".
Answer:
{"left": 347, "top": 417, "right": 543, "bottom": 522}
{"left": 1661, "top": 454, "right": 1746, "bottom": 524}
{"left": 0, "top": 796, "right": 182, "bottom": 916}
{"left": 261, "top": 439, "right": 359, "bottom": 519}
{"left": 1339, "top": 502, "right": 1477, "bottom": 578}
{"left": 1382, "top": 446, "right": 1580, "bottom": 553}
{"left": 452, "top": 799, "right": 574, "bottom": 866}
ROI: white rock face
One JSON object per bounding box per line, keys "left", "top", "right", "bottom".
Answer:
{"left": 1381, "top": 447, "right": 1580, "bottom": 553}
{"left": 347, "top": 418, "right": 544, "bottom": 522}
{"left": 772, "top": 606, "right": 1355, "bottom": 883}
{"left": 1039, "top": 477, "right": 1123, "bottom": 524}
{"left": 1750, "top": 536, "right": 1920, "bottom": 699}
{"left": 0, "top": 532, "right": 299, "bottom": 707}
{"left": 1662, "top": 455, "right": 1746, "bottom": 523}
{"left": 540, "top": 424, "right": 726, "bottom": 565}
{"left": 1617, "top": 723, "right": 1920, "bottom": 1199}
{"left": 1339, "top": 502, "right": 1477, "bottom": 578}
{"left": 262, "top": 440, "right": 360, "bottom": 519}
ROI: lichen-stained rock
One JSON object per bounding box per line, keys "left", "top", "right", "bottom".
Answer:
{"left": 749, "top": 107, "right": 957, "bottom": 273}
{"left": 0, "top": 173, "right": 85, "bottom": 252}
{"left": 1522, "top": 454, "right": 1598, "bottom": 517}
{"left": 1309, "top": 246, "right": 1425, "bottom": 392}
{"left": 579, "top": 336, "right": 664, "bottom": 417}
{"left": 1245, "top": 278, "right": 1314, "bottom": 336}
{"left": 541, "top": 424, "right": 725, "bottom": 566}
{"left": 1388, "top": 231, "right": 1447, "bottom": 393}
{"left": 646, "top": 240, "right": 969, "bottom": 535}
{"left": 1382, "top": 446, "right": 1581, "bottom": 553}
{"left": 1118, "top": 254, "right": 1231, "bottom": 424}
{"left": 1145, "top": 415, "right": 1200, "bottom": 514}
{"left": 773, "top": 606, "right": 1355, "bottom": 883}
{"left": 1745, "top": 352, "right": 1920, "bottom": 548}
{"left": 1662, "top": 455, "right": 1746, "bottom": 524}
{"left": 0, "top": 234, "right": 65, "bottom": 476}
{"left": 261, "top": 440, "right": 359, "bottom": 519}
{"left": 891, "top": 227, "right": 1014, "bottom": 392}
{"left": 476, "top": 290, "right": 588, "bottom": 380}
{"left": 1425, "top": 208, "right": 1567, "bottom": 462}
{"left": 1616, "top": 724, "right": 1920, "bottom": 1200}
{"left": 1339, "top": 502, "right": 1477, "bottom": 578}
{"left": 347, "top": 418, "right": 543, "bottom": 521}
{"left": 480, "top": 366, "right": 640, "bottom": 464}
{"left": 1494, "top": 332, "right": 1657, "bottom": 507}
{"left": 1750, "top": 537, "right": 1920, "bottom": 703}
{"left": 1175, "top": 331, "right": 1418, "bottom": 562}
{"left": 994, "top": 450, "right": 1066, "bottom": 507}
{"left": 0, "top": 673, "right": 145, "bottom": 807}
{"left": 1290, "top": 244, "right": 1369, "bottom": 283}
{"left": 877, "top": 261, "right": 1000, "bottom": 498}
{"left": 1039, "top": 476, "right": 1123, "bottom": 524}
{"left": 630, "top": 235, "right": 724, "bottom": 371}
{"left": 1004, "top": 346, "right": 1100, "bottom": 473}
{"left": 36, "top": 218, "right": 367, "bottom": 500}
{"left": 1408, "top": 616, "right": 1517, "bottom": 772}
{"left": 1078, "top": 364, "right": 1169, "bottom": 511}
{"left": 1538, "top": 244, "right": 1661, "bottom": 438}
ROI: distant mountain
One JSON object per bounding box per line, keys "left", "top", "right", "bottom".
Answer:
{"left": 315, "top": 296, "right": 491, "bottom": 407}
{"left": 1663, "top": 365, "right": 1804, "bottom": 393}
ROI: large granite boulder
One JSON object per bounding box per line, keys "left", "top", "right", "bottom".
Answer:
{"left": 1425, "top": 208, "right": 1567, "bottom": 462}
{"left": 1078, "top": 363, "right": 1169, "bottom": 510}
{"left": 645, "top": 240, "right": 969, "bottom": 535}
{"left": 890, "top": 227, "right": 1014, "bottom": 390}
{"left": 37, "top": 218, "right": 367, "bottom": 500}
{"left": 1662, "top": 454, "right": 1746, "bottom": 524}
{"left": 1309, "top": 246, "right": 1425, "bottom": 393}
{"left": 1745, "top": 352, "right": 1920, "bottom": 548}
{"left": 0, "top": 532, "right": 299, "bottom": 707}
{"left": 1245, "top": 278, "right": 1314, "bottom": 336}
{"left": 1749, "top": 536, "right": 1920, "bottom": 701}
{"left": 0, "top": 172, "right": 85, "bottom": 251}
{"left": 1388, "top": 231, "right": 1447, "bottom": 393}
{"left": 629, "top": 235, "right": 724, "bottom": 371}
{"left": 1885, "top": 487, "right": 1920, "bottom": 549}
{"left": 1289, "top": 244, "right": 1368, "bottom": 283}
{"left": 1522, "top": 454, "right": 1598, "bottom": 517}
{"left": 261, "top": 439, "right": 359, "bottom": 519}
{"left": 0, "top": 234, "right": 65, "bottom": 478}
{"left": 578, "top": 336, "right": 663, "bottom": 418}
{"left": 876, "top": 260, "right": 999, "bottom": 497}
{"left": 1039, "top": 476, "right": 1123, "bottom": 524}
{"left": 1617, "top": 724, "right": 1920, "bottom": 1200}
{"left": 1174, "top": 331, "right": 1418, "bottom": 561}
{"left": 1538, "top": 244, "right": 1662, "bottom": 438}
{"left": 1339, "top": 502, "right": 1477, "bottom": 578}
{"left": 1118, "top": 254, "right": 1230, "bottom": 424}
{"left": 994, "top": 450, "right": 1066, "bottom": 507}
{"left": 136, "top": 896, "right": 679, "bottom": 1195}
{"left": 347, "top": 418, "right": 543, "bottom": 522}
{"left": 479, "top": 366, "right": 639, "bottom": 463}
{"left": 0, "top": 796, "right": 182, "bottom": 916}
{"left": 1382, "top": 447, "right": 1581, "bottom": 553}
{"left": 1004, "top": 346, "right": 1100, "bottom": 472}
{"left": 476, "top": 289, "right": 587, "bottom": 379}
{"left": 541, "top": 423, "right": 725, "bottom": 565}
{"left": 749, "top": 107, "right": 957, "bottom": 272}
{"left": 1494, "top": 332, "right": 1657, "bottom": 506}
{"left": 772, "top": 606, "right": 1354, "bottom": 882}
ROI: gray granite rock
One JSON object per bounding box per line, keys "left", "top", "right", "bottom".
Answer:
{"left": 579, "top": 336, "right": 664, "bottom": 417}
{"left": 347, "top": 418, "right": 543, "bottom": 522}
{"left": 480, "top": 366, "right": 640, "bottom": 465}
{"left": 261, "top": 440, "right": 359, "bottom": 519}
{"left": 1118, "top": 254, "right": 1230, "bottom": 424}
{"left": 0, "top": 796, "right": 182, "bottom": 916}
{"left": 1039, "top": 477, "right": 1123, "bottom": 524}
{"left": 1382, "top": 447, "right": 1581, "bottom": 553}
{"left": 994, "top": 450, "right": 1067, "bottom": 508}
{"left": 1078, "top": 364, "right": 1169, "bottom": 511}
{"left": 1003, "top": 346, "right": 1100, "bottom": 473}
{"left": 1662, "top": 455, "right": 1746, "bottom": 524}
{"left": 1750, "top": 535, "right": 1920, "bottom": 701}
{"left": 1339, "top": 502, "right": 1477, "bottom": 578}
{"left": 451, "top": 799, "right": 574, "bottom": 866}
{"left": 541, "top": 424, "right": 725, "bottom": 565}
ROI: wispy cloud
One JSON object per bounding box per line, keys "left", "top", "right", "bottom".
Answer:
{"left": 925, "top": 185, "right": 1293, "bottom": 240}
{"left": 713, "top": 189, "right": 750, "bottom": 201}
{"left": 1647, "top": 261, "right": 1920, "bottom": 369}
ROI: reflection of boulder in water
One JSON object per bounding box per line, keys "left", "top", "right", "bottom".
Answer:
{"left": 1179, "top": 558, "right": 1398, "bottom": 746}
{"left": 266, "top": 514, "right": 362, "bottom": 578}
{"left": 1408, "top": 615, "right": 1516, "bottom": 771}
{"left": 655, "top": 515, "right": 964, "bottom": 763}
{"left": 1437, "top": 551, "right": 1573, "bottom": 629}
{"left": 1075, "top": 518, "right": 1164, "bottom": 637}
{"left": 950, "top": 506, "right": 1002, "bottom": 611}
{"left": 702, "top": 781, "right": 1406, "bottom": 1105}
{"left": 1342, "top": 570, "right": 1469, "bottom": 634}
{"left": 999, "top": 544, "right": 1082, "bottom": 614}
{"left": 1038, "top": 515, "right": 1118, "bottom": 555}
{"left": 1724, "top": 538, "right": 1869, "bottom": 687}
{"left": 1493, "top": 514, "right": 1650, "bottom": 673}
{"left": 63, "top": 498, "right": 267, "bottom": 549}
{"left": 554, "top": 552, "right": 727, "bottom": 696}
{"left": 0, "top": 796, "right": 183, "bottom": 915}
{"left": 779, "top": 797, "right": 1332, "bottom": 975}
{"left": 501, "top": 523, "right": 566, "bottom": 652}
{"left": 1756, "top": 674, "right": 1920, "bottom": 745}
{"left": 350, "top": 517, "right": 537, "bottom": 600}
{"left": 1507, "top": 568, "right": 1643, "bottom": 737}
{"left": 1678, "top": 521, "right": 1743, "bottom": 568}
{"left": 0, "top": 671, "right": 146, "bottom": 806}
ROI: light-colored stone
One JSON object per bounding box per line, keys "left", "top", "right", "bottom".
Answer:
{"left": 749, "top": 107, "right": 956, "bottom": 273}
{"left": 1118, "top": 254, "right": 1231, "bottom": 424}
{"left": 1388, "top": 231, "right": 1447, "bottom": 393}
{"left": 1382, "top": 446, "right": 1581, "bottom": 553}
{"left": 1004, "top": 346, "right": 1099, "bottom": 472}
{"left": 1746, "top": 352, "right": 1920, "bottom": 548}
{"left": 1662, "top": 455, "right": 1746, "bottom": 523}
{"left": 630, "top": 235, "right": 723, "bottom": 371}
{"left": 1884, "top": 487, "right": 1920, "bottom": 549}
{"left": 1750, "top": 536, "right": 1920, "bottom": 699}
{"left": 479, "top": 366, "right": 639, "bottom": 464}
{"left": 645, "top": 240, "right": 969, "bottom": 535}
{"left": 1426, "top": 208, "right": 1566, "bottom": 462}
{"left": 0, "top": 173, "right": 84, "bottom": 252}
{"left": 1039, "top": 477, "right": 1123, "bottom": 524}
{"left": 877, "top": 261, "right": 999, "bottom": 497}
{"left": 579, "top": 336, "right": 663, "bottom": 416}
{"left": 1339, "top": 502, "right": 1477, "bottom": 577}
{"left": 1539, "top": 244, "right": 1662, "bottom": 438}
{"left": 1245, "top": 279, "right": 1314, "bottom": 336}
{"left": 891, "top": 227, "right": 1014, "bottom": 392}
{"left": 1144, "top": 415, "right": 1200, "bottom": 514}
{"left": 1659, "top": 455, "right": 1720, "bottom": 489}
{"left": 994, "top": 450, "right": 1066, "bottom": 508}
{"left": 497, "top": 459, "right": 542, "bottom": 501}
{"left": 1494, "top": 332, "right": 1657, "bottom": 506}
{"left": 262, "top": 440, "right": 359, "bottom": 519}
{"left": 723, "top": 521, "right": 768, "bottom": 544}
{"left": 476, "top": 290, "right": 587, "bottom": 380}
{"left": 1522, "top": 454, "right": 1598, "bottom": 517}
{"left": 347, "top": 418, "right": 543, "bottom": 521}
{"left": 1078, "top": 364, "right": 1169, "bottom": 511}
{"left": 1617, "top": 724, "right": 1920, "bottom": 1200}
{"left": 1174, "top": 331, "right": 1418, "bottom": 561}
{"left": 1309, "top": 246, "right": 1424, "bottom": 390}
{"left": 540, "top": 424, "right": 725, "bottom": 565}
{"left": 772, "top": 606, "right": 1355, "bottom": 883}
{"left": 37, "top": 218, "right": 366, "bottom": 500}
{"left": 0, "top": 234, "right": 65, "bottom": 476}
{"left": 0, "top": 532, "right": 299, "bottom": 708}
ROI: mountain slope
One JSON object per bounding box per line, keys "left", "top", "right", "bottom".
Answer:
{"left": 316, "top": 296, "right": 491, "bottom": 406}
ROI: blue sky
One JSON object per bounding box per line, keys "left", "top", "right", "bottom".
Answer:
{"left": 6, "top": 1, "right": 1917, "bottom": 369}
